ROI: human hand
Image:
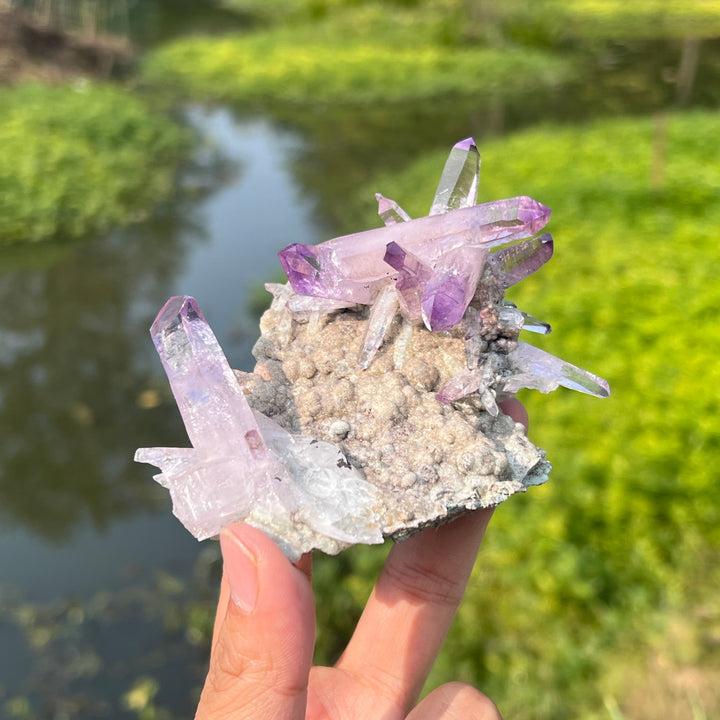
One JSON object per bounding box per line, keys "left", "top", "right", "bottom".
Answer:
{"left": 195, "top": 400, "right": 527, "bottom": 719}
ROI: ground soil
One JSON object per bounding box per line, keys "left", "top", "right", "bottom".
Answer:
{"left": 0, "top": 7, "right": 132, "bottom": 84}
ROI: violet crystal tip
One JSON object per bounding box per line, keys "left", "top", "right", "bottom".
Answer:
{"left": 150, "top": 294, "right": 204, "bottom": 339}
{"left": 518, "top": 196, "right": 551, "bottom": 225}
{"left": 383, "top": 241, "right": 406, "bottom": 271}
{"left": 278, "top": 243, "right": 322, "bottom": 295}
{"left": 455, "top": 137, "right": 477, "bottom": 152}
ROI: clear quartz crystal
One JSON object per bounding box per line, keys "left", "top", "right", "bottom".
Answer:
{"left": 496, "top": 302, "right": 525, "bottom": 334}
{"left": 358, "top": 284, "right": 399, "bottom": 369}
{"left": 135, "top": 296, "right": 383, "bottom": 558}
{"left": 376, "top": 193, "right": 412, "bottom": 225}
{"left": 520, "top": 312, "right": 552, "bottom": 335}
{"left": 503, "top": 341, "right": 611, "bottom": 397}
{"left": 464, "top": 306, "right": 485, "bottom": 369}
{"left": 430, "top": 137, "right": 480, "bottom": 215}
{"left": 500, "top": 301, "right": 551, "bottom": 335}
{"left": 393, "top": 318, "right": 414, "bottom": 369}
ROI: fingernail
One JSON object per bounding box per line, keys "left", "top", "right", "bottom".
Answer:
{"left": 220, "top": 526, "right": 259, "bottom": 613}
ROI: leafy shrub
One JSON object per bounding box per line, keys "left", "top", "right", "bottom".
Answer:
{"left": 142, "top": 16, "right": 574, "bottom": 107}
{"left": 0, "top": 82, "right": 189, "bottom": 244}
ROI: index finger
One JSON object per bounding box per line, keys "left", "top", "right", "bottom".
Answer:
{"left": 336, "top": 509, "right": 494, "bottom": 715}
{"left": 335, "top": 399, "right": 527, "bottom": 716}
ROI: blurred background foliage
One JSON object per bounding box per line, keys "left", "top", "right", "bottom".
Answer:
{"left": 0, "top": 82, "right": 189, "bottom": 243}
{"left": 1, "top": 0, "right": 719, "bottom": 718}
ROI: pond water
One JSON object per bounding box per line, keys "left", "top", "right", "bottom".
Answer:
{"left": 0, "top": 108, "right": 323, "bottom": 715}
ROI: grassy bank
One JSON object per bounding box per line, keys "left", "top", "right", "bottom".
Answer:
{"left": 142, "top": 2, "right": 575, "bottom": 107}
{"left": 0, "top": 82, "right": 189, "bottom": 244}
{"left": 311, "top": 111, "right": 720, "bottom": 719}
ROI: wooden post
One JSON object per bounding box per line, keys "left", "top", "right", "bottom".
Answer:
{"left": 676, "top": 37, "right": 701, "bottom": 107}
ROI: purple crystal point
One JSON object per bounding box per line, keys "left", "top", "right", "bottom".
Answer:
{"left": 136, "top": 295, "right": 384, "bottom": 554}
{"left": 421, "top": 246, "right": 488, "bottom": 331}
{"left": 489, "top": 233, "right": 554, "bottom": 288}
{"left": 278, "top": 243, "right": 324, "bottom": 294}
{"left": 430, "top": 137, "right": 480, "bottom": 215}
{"left": 436, "top": 356, "right": 499, "bottom": 414}
{"left": 503, "top": 342, "right": 611, "bottom": 398}
{"left": 279, "top": 197, "right": 550, "bottom": 304}
{"left": 136, "top": 295, "right": 276, "bottom": 538}
{"left": 384, "top": 241, "right": 432, "bottom": 323}
{"left": 376, "top": 192, "right": 411, "bottom": 226}
{"left": 148, "top": 296, "right": 269, "bottom": 456}
{"left": 279, "top": 242, "right": 388, "bottom": 304}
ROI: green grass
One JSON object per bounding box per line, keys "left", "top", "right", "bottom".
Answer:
{"left": 311, "top": 111, "right": 720, "bottom": 719}
{"left": 0, "top": 82, "right": 189, "bottom": 244}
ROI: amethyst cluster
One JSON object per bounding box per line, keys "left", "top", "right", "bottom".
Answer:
{"left": 135, "top": 138, "right": 609, "bottom": 559}
{"left": 279, "top": 138, "right": 609, "bottom": 413}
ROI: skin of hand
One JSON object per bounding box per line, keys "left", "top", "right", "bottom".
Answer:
{"left": 195, "top": 399, "right": 527, "bottom": 720}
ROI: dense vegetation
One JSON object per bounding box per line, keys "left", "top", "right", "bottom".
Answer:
{"left": 143, "top": 3, "right": 573, "bottom": 107}
{"left": 0, "top": 83, "right": 188, "bottom": 244}
{"left": 219, "top": 0, "right": 720, "bottom": 41}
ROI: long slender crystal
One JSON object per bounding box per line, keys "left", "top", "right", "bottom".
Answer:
{"left": 500, "top": 300, "right": 551, "bottom": 334}
{"left": 358, "top": 284, "right": 399, "bottom": 369}
{"left": 279, "top": 196, "right": 551, "bottom": 303}
{"left": 489, "top": 233, "right": 554, "bottom": 288}
{"left": 521, "top": 312, "right": 552, "bottom": 334}
{"left": 430, "top": 137, "right": 480, "bottom": 215}
{"left": 376, "top": 193, "right": 412, "bottom": 225}
{"left": 134, "top": 296, "right": 277, "bottom": 538}
{"left": 393, "top": 319, "right": 414, "bottom": 369}
{"left": 146, "top": 296, "right": 268, "bottom": 455}
{"left": 503, "top": 342, "right": 611, "bottom": 397}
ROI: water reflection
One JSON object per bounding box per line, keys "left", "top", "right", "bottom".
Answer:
{"left": 173, "top": 107, "right": 318, "bottom": 370}
{"left": 0, "top": 110, "right": 319, "bottom": 600}
{"left": 0, "top": 108, "right": 324, "bottom": 717}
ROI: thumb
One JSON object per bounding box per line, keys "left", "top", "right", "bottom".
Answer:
{"left": 195, "top": 523, "right": 315, "bottom": 720}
